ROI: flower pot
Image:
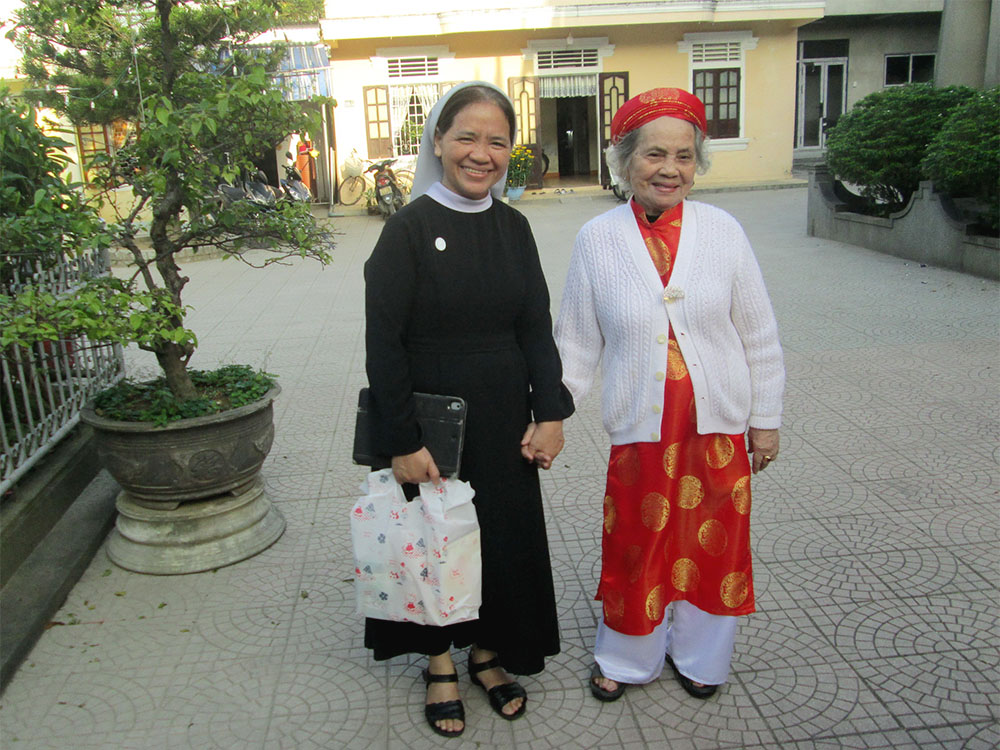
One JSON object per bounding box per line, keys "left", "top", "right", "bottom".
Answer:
{"left": 506, "top": 185, "right": 526, "bottom": 201}
{"left": 81, "top": 386, "right": 285, "bottom": 574}
{"left": 81, "top": 386, "right": 281, "bottom": 508}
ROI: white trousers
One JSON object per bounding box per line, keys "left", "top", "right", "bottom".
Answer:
{"left": 594, "top": 600, "right": 738, "bottom": 686}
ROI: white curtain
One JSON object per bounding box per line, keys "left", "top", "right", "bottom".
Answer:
{"left": 539, "top": 74, "right": 598, "bottom": 98}
{"left": 390, "top": 83, "right": 442, "bottom": 154}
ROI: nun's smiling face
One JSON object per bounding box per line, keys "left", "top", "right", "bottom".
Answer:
{"left": 434, "top": 101, "right": 512, "bottom": 200}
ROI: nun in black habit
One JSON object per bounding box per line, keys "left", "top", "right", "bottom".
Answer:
{"left": 362, "top": 81, "right": 574, "bottom": 738}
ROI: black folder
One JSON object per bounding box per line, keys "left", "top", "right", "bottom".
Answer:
{"left": 352, "top": 388, "right": 467, "bottom": 477}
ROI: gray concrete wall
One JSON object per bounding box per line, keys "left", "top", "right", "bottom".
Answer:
{"left": 936, "top": 0, "right": 991, "bottom": 87}
{"left": 798, "top": 14, "right": 941, "bottom": 109}
{"left": 807, "top": 166, "right": 1000, "bottom": 279}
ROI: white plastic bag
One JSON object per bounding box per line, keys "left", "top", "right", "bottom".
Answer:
{"left": 351, "top": 469, "right": 481, "bottom": 626}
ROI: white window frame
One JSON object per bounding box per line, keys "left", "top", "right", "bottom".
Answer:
{"left": 523, "top": 37, "right": 614, "bottom": 76}
{"left": 678, "top": 31, "right": 757, "bottom": 150}
{"left": 371, "top": 45, "right": 454, "bottom": 84}
{"left": 883, "top": 52, "right": 936, "bottom": 86}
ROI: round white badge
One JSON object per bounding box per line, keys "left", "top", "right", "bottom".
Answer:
{"left": 435, "top": 237, "right": 447, "bottom": 252}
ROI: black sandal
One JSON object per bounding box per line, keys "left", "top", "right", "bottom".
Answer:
{"left": 665, "top": 654, "right": 718, "bottom": 699}
{"left": 422, "top": 669, "right": 465, "bottom": 738}
{"left": 589, "top": 663, "right": 626, "bottom": 702}
{"left": 468, "top": 653, "right": 527, "bottom": 720}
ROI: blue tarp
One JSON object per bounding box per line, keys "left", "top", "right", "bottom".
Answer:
{"left": 274, "top": 45, "right": 332, "bottom": 101}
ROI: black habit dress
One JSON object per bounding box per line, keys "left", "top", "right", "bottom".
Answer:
{"left": 363, "top": 192, "right": 574, "bottom": 676}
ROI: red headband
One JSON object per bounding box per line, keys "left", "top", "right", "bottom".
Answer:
{"left": 610, "top": 88, "right": 707, "bottom": 142}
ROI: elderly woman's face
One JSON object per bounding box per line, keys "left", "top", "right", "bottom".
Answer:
{"left": 434, "top": 101, "right": 512, "bottom": 200}
{"left": 628, "top": 117, "right": 697, "bottom": 216}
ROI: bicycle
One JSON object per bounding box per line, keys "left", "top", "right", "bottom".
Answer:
{"left": 339, "top": 150, "right": 415, "bottom": 206}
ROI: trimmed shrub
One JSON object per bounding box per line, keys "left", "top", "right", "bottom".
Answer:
{"left": 921, "top": 87, "right": 1000, "bottom": 232}
{"left": 824, "top": 83, "right": 975, "bottom": 211}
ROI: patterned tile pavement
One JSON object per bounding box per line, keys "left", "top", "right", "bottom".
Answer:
{"left": 1, "top": 187, "right": 997, "bottom": 749}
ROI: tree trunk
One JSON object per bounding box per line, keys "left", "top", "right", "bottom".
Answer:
{"left": 156, "top": 343, "right": 198, "bottom": 401}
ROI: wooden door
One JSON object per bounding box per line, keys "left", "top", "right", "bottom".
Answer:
{"left": 363, "top": 85, "right": 392, "bottom": 158}
{"left": 598, "top": 72, "right": 629, "bottom": 186}
{"left": 507, "top": 77, "right": 540, "bottom": 146}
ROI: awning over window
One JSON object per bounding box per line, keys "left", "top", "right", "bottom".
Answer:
{"left": 539, "top": 74, "right": 598, "bottom": 98}
{"left": 274, "top": 45, "right": 333, "bottom": 101}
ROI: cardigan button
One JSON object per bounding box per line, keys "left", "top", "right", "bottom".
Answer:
{"left": 652, "top": 404, "right": 661, "bottom": 414}
{"left": 654, "top": 372, "right": 665, "bottom": 381}
{"left": 651, "top": 432, "right": 659, "bottom": 441}
{"left": 657, "top": 334, "right": 667, "bottom": 344}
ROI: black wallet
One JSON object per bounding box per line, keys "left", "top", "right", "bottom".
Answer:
{"left": 352, "top": 388, "right": 467, "bottom": 477}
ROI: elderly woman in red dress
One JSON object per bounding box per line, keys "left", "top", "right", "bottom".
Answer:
{"left": 554, "top": 88, "right": 785, "bottom": 701}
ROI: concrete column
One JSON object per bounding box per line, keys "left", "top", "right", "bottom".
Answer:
{"left": 936, "top": 0, "right": 991, "bottom": 88}
{"left": 986, "top": 0, "right": 1000, "bottom": 87}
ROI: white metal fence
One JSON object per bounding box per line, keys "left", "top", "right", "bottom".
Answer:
{"left": 1, "top": 248, "right": 125, "bottom": 495}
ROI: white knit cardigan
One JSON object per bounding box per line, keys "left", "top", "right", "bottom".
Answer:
{"left": 554, "top": 200, "right": 785, "bottom": 444}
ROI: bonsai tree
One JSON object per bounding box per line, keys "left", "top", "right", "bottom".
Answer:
{"left": 921, "top": 86, "right": 1000, "bottom": 233}
{"left": 5, "top": 0, "right": 333, "bottom": 411}
{"left": 824, "top": 83, "right": 974, "bottom": 212}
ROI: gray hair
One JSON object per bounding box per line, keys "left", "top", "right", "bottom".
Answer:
{"left": 606, "top": 121, "right": 710, "bottom": 194}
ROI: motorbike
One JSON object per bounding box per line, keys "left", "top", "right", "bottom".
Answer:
{"left": 217, "top": 168, "right": 279, "bottom": 210}
{"left": 366, "top": 158, "right": 405, "bottom": 218}
{"left": 281, "top": 152, "right": 312, "bottom": 203}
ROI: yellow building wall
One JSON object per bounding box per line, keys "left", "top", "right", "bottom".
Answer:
{"left": 328, "top": 20, "right": 801, "bottom": 187}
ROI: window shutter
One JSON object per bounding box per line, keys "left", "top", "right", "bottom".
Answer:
{"left": 387, "top": 57, "right": 439, "bottom": 79}
{"left": 536, "top": 48, "right": 600, "bottom": 72}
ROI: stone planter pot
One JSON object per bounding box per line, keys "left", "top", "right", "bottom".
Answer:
{"left": 81, "top": 386, "right": 280, "bottom": 509}
{"left": 80, "top": 386, "right": 285, "bottom": 574}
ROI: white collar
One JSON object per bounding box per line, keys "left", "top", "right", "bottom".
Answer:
{"left": 426, "top": 181, "right": 493, "bottom": 213}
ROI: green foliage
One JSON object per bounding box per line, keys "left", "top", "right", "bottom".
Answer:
{"left": 92, "top": 365, "right": 276, "bottom": 425}
{"left": 0, "top": 92, "right": 110, "bottom": 291}
{"left": 921, "top": 87, "right": 1000, "bottom": 231}
{"left": 824, "top": 84, "right": 976, "bottom": 211}
{"left": 0, "top": 276, "right": 194, "bottom": 351}
{"left": 278, "top": 0, "right": 324, "bottom": 23}
{"left": 9, "top": 0, "right": 335, "bottom": 401}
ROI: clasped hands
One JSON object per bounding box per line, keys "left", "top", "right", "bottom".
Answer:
{"left": 520, "top": 420, "right": 564, "bottom": 470}
{"left": 391, "top": 420, "right": 565, "bottom": 485}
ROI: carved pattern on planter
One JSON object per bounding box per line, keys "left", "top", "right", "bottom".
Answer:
{"left": 82, "top": 386, "right": 281, "bottom": 506}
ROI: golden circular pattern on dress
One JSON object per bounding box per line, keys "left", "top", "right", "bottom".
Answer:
{"left": 731, "top": 475, "right": 751, "bottom": 515}
{"left": 698, "top": 519, "right": 728, "bottom": 556}
{"left": 645, "top": 584, "right": 665, "bottom": 621}
{"left": 603, "top": 495, "right": 617, "bottom": 534}
{"left": 720, "top": 571, "right": 750, "bottom": 609}
{"left": 625, "top": 544, "right": 644, "bottom": 583}
{"left": 676, "top": 475, "right": 704, "bottom": 509}
{"left": 666, "top": 339, "right": 688, "bottom": 380}
{"left": 640, "top": 492, "right": 670, "bottom": 532}
{"left": 706, "top": 435, "right": 735, "bottom": 469}
{"left": 611, "top": 446, "right": 640, "bottom": 487}
{"left": 689, "top": 396, "right": 698, "bottom": 424}
{"left": 603, "top": 588, "right": 625, "bottom": 627}
{"left": 671, "top": 558, "right": 700, "bottom": 592}
{"left": 644, "top": 236, "right": 671, "bottom": 277}
{"left": 662, "top": 442, "right": 681, "bottom": 478}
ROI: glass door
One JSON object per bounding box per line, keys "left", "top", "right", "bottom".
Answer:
{"left": 796, "top": 59, "right": 846, "bottom": 149}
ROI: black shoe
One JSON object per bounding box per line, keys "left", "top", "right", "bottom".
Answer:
{"left": 468, "top": 652, "right": 527, "bottom": 720}
{"left": 422, "top": 668, "right": 465, "bottom": 738}
{"left": 665, "top": 654, "right": 718, "bottom": 699}
{"left": 589, "top": 663, "right": 627, "bottom": 702}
